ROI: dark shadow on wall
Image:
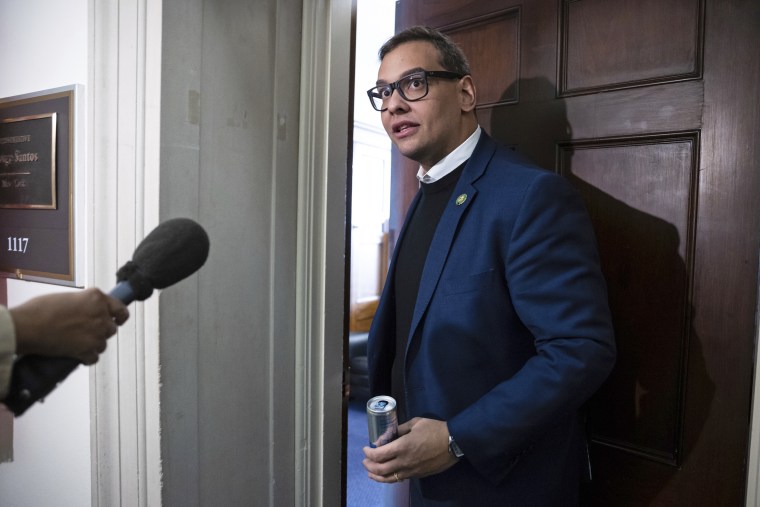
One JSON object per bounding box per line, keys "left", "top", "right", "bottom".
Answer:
{"left": 488, "top": 77, "right": 714, "bottom": 506}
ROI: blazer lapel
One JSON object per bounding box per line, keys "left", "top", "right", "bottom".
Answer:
{"left": 406, "top": 134, "right": 498, "bottom": 344}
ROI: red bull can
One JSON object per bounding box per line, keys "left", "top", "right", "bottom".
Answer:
{"left": 367, "top": 395, "right": 398, "bottom": 447}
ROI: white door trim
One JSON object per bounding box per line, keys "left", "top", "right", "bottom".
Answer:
{"left": 295, "top": 0, "right": 353, "bottom": 504}
{"left": 88, "top": 0, "right": 163, "bottom": 505}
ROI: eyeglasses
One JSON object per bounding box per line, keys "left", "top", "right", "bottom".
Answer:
{"left": 367, "top": 70, "right": 464, "bottom": 111}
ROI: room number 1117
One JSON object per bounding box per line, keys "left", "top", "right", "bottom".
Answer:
{"left": 7, "top": 237, "right": 29, "bottom": 253}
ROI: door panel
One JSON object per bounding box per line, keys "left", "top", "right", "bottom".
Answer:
{"left": 561, "top": 132, "right": 699, "bottom": 467}
{"left": 394, "top": 0, "right": 760, "bottom": 504}
{"left": 561, "top": 0, "right": 703, "bottom": 94}
{"left": 445, "top": 9, "right": 520, "bottom": 107}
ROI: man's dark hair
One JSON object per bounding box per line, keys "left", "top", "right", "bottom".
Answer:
{"left": 378, "top": 26, "right": 471, "bottom": 76}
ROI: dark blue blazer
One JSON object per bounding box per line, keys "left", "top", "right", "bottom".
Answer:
{"left": 367, "top": 133, "right": 616, "bottom": 506}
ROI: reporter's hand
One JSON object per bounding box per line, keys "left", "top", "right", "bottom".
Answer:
{"left": 11, "top": 288, "right": 129, "bottom": 364}
{"left": 362, "top": 417, "right": 458, "bottom": 483}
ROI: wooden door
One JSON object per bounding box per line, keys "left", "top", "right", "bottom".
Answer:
{"left": 392, "top": 1, "right": 760, "bottom": 504}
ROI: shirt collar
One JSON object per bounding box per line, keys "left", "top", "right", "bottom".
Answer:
{"left": 417, "top": 126, "right": 481, "bottom": 184}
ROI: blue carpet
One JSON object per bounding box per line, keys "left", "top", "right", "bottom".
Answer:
{"left": 347, "top": 397, "right": 385, "bottom": 506}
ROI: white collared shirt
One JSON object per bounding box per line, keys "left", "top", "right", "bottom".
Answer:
{"left": 417, "top": 126, "right": 482, "bottom": 184}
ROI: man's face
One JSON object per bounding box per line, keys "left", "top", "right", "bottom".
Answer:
{"left": 376, "top": 41, "right": 472, "bottom": 170}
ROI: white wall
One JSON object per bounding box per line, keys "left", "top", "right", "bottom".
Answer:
{"left": 0, "top": 1, "right": 93, "bottom": 506}
{"left": 0, "top": 0, "right": 88, "bottom": 98}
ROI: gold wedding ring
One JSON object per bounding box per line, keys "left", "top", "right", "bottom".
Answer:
{"left": 394, "top": 472, "right": 401, "bottom": 482}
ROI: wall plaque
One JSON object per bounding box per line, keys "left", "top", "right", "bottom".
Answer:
{"left": 0, "top": 113, "right": 57, "bottom": 209}
{"left": 0, "top": 86, "right": 84, "bottom": 286}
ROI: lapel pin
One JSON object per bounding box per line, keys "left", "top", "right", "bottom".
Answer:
{"left": 455, "top": 194, "right": 467, "bottom": 206}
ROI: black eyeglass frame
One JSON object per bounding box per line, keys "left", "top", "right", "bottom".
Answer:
{"left": 366, "top": 70, "right": 465, "bottom": 111}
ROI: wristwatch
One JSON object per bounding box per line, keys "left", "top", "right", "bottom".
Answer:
{"left": 448, "top": 435, "right": 464, "bottom": 459}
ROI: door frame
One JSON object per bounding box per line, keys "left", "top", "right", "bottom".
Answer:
{"left": 295, "top": 0, "right": 354, "bottom": 505}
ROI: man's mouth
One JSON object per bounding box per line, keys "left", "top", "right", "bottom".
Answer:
{"left": 393, "top": 122, "right": 418, "bottom": 134}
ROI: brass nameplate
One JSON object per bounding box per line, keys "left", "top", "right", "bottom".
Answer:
{"left": 0, "top": 113, "right": 57, "bottom": 209}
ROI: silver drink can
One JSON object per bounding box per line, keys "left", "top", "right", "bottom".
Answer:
{"left": 367, "top": 395, "right": 398, "bottom": 447}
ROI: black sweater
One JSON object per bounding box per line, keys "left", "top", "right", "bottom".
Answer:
{"left": 391, "top": 164, "right": 465, "bottom": 422}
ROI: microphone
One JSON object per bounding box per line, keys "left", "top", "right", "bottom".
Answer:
{"left": 3, "top": 218, "right": 210, "bottom": 416}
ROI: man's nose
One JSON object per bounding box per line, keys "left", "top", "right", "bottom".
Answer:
{"left": 385, "top": 88, "right": 409, "bottom": 113}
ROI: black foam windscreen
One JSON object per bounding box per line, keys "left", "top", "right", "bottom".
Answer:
{"left": 116, "top": 217, "right": 210, "bottom": 300}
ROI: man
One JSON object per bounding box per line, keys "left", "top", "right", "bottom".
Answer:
{"left": 0, "top": 288, "right": 129, "bottom": 400}
{"left": 362, "top": 26, "right": 616, "bottom": 506}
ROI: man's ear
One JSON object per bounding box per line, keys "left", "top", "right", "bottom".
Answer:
{"left": 459, "top": 75, "right": 477, "bottom": 112}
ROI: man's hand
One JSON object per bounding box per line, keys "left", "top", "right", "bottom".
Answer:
{"left": 362, "top": 417, "right": 459, "bottom": 483}
{"left": 11, "top": 288, "right": 129, "bottom": 365}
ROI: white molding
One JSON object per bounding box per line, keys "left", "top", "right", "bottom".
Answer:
{"left": 89, "top": 0, "right": 162, "bottom": 505}
{"left": 296, "top": 0, "right": 353, "bottom": 504}
{"left": 142, "top": 1, "right": 163, "bottom": 505}
{"left": 296, "top": 2, "right": 325, "bottom": 501}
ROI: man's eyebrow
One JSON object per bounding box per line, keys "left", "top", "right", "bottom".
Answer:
{"left": 376, "top": 67, "right": 426, "bottom": 85}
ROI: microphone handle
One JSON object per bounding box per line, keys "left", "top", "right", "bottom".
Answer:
{"left": 2, "top": 281, "right": 136, "bottom": 416}
{"left": 110, "top": 280, "right": 137, "bottom": 305}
